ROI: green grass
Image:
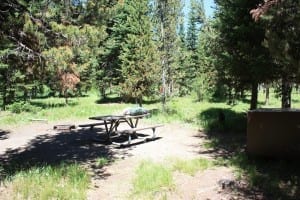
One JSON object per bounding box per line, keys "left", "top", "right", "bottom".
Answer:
{"left": 95, "top": 157, "right": 109, "bottom": 167}
{"left": 2, "top": 89, "right": 300, "bottom": 129}
{"left": 170, "top": 157, "right": 214, "bottom": 176}
{"left": 0, "top": 92, "right": 134, "bottom": 128}
{"left": 7, "top": 163, "right": 90, "bottom": 200}
{"left": 131, "top": 158, "right": 216, "bottom": 199}
{"left": 131, "top": 160, "right": 174, "bottom": 199}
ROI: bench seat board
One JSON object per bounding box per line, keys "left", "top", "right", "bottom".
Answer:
{"left": 115, "top": 124, "right": 164, "bottom": 146}
{"left": 118, "top": 124, "right": 164, "bottom": 134}
{"left": 78, "top": 122, "right": 107, "bottom": 128}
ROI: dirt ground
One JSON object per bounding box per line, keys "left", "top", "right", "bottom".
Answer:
{"left": 0, "top": 120, "right": 249, "bottom": 200}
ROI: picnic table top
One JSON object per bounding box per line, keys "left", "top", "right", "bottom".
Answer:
{"left": 89, "top": 113, "right": 149, "bottom": 121}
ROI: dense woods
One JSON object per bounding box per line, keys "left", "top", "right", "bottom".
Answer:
{"left": 0, "top": 0, "right": 299, "bottom": 110}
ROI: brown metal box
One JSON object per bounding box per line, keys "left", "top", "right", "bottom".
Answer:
{"left": 247, "top": 109, "right": 300, "bottom": 157}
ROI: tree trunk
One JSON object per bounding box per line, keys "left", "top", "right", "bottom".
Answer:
{"left": 250, "top": 82, "right": 258, "bottom": 110}
{"left": 100, "top": 86, "right": 106, "bottom": 99}
{"left": 281, "top": 78, "right": 292, "bottom": 108}
{"left": 227, "top": 86, "right": 233, "bottom": 105}
{"left": 2, "top": 85, "right": 7, "bottom": 110}
{"left": 160, "top": 3, "right": 167, "bottom": 112}
{"left": 136, "top": 97, "right": 142, "bottom": 107}
{"left": 265, "top": 84, "right": 270, "bottom": 105}
{"left": 240, "top": 88, "right": 245, "bottom": 99}
{"left": 64, "top": 90, "right": 69, "bottom": 105}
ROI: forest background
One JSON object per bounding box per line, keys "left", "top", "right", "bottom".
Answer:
{"left": 0, "top": 0, "right": 299, "bottom": 112}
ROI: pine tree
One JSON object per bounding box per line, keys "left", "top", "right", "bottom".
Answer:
{"left": 183, "top": 0, "right": 205, "bottom": 94}
{"left": 153, "top": 0, "right": 183, "bottom": 110}
{"left": 215, "top": 0, "right": 275, "bottom": 109}
{"left": 117, "top": 0, "right": 160, "bottom": 106}
{"left": 186, "top": 0, "right": 205, "bottom": 51}
{"left": 251, "top": 0, "right": 300, "bottom": 108}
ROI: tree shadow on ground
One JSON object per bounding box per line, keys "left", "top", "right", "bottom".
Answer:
{"left": 196, "top": 108, "right": 300, "bottom": 200}
{"left": 0, "top": 130, "right": 9, "bottom": 140}
{"left": 0, "top": 128, "right": 134, "bottom": 182}
{"left": 96, "top": 96, "right": 123, "bottom": 104}
{"left": 198, "top": 107, "right": 247, "bottom": 133}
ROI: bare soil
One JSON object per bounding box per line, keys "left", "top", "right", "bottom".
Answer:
{"left": 0, "top": 120, "right": 250, "bottom": 200}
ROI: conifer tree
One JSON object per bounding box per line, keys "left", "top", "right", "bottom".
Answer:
{"left": 117, "top": 0, "right": 160, "bottom": 106}
{"left": 215, "top": 0, "right": 275, "bottom": 109}
{"left": 252, "top": 0, "right": 300, "bottom": 108}
{"left": 183, "top": 0, "right": 205, "bottom": 94}
{"left": 153, "top": 0, "right": 183, "bottom": 110}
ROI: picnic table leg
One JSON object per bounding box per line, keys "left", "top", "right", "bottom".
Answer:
{"left": 128, "top": 134, "right": 131, "bottom": 145}
{"left": 126, "top": 118, "right": 138, "bottom": 138}
{"left": 152, "top": 128, "right": 156, "bottom": 138}
{"left": 127, "top": 118, "right": 134, "bottom": 128}
{"left": 108, "top": 120, "right": 118, "bottom": 143}
{"left": 103, "top": 121, "right": 110, "bottom": 143}
{"left": 134, "top": 118, "right": 139, "bottom": 128}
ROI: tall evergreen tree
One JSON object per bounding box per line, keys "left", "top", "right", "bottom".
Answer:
{"left": 186, "top": 0, "right": 205, "bottom": 51}
{"left": 215, "top": 0, "right": 275, "bottom": 109}
{"left": 183, "top": 0, "right": 205, "bottom": 94}
{"left": 100, "top": 0, "right": 159, "bottom": 105}
{"left": 153, "top": 0, "right": 183, "bottom": 110}
{"left": 251, "top": 0, "right": 300, "bottom": 108}
{"left": 194, "top": 19, "right": 221, "bottom": 101}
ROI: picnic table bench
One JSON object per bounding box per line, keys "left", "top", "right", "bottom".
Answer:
{"left": 78, "top": 122, "right": 106, "bottom": 129}
{"left": 117, "top": 124, "right": 164, "bottom": 146}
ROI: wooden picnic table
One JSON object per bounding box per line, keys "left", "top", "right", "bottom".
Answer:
{"left": 88, "top": 114, "right": 149, "bottom": 143}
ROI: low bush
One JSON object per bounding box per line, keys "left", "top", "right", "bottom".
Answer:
{"left": 7, "top": 102, "right": 41, "bottom": 114}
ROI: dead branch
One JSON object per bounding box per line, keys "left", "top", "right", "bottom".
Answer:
{"left": 250, "top": 0, "right": 281, "bottom": 21}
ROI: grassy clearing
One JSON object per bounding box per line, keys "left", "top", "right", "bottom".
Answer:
{"left": 6, "top": 163, "right": 90, "bottom": 200}
{"left": 0, "top": 92, "right": 132, "bottom": 127}
{"left": 2, "top": 89, "right": 300, "bottom": 129}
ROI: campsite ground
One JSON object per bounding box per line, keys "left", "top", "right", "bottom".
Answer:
{"left": 0, "top": 120, "right": 249, "bottom": 200}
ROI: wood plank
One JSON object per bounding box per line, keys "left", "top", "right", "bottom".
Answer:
{"left": 53, "top": 124, "right": 76, "bottom": 130}
{"left": 118, "top": 124, "right": 164, "bottom": 134}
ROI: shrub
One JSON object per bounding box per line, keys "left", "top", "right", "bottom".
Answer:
{"left": 7, "top": 102, "right": 41, "bottom": 113}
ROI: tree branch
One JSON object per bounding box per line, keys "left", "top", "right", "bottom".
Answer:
{"left": 250, "top": 0, "right": 281, "bottom": 21}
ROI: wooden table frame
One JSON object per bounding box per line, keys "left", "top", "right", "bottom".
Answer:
{"left": 89, "top": 114, "right": 149, "bottom": 143}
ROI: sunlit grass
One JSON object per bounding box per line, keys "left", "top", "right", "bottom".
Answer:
{"left": 0, "top": 92, "right": 133, "bottom": 128}
{"left": 131, "top": 160, "right": 174, "bottom": 199}
{"left": 7, "top": 163, "right": 90, "bottom": 200}
{"left": 2, "top": 89, "right": 300, "bottom": 129}
{"left": 170, "top": 157, "right": 215, "bottom": 176}
{"left": 131, "top": 158, "right": 216, "bottom": 199}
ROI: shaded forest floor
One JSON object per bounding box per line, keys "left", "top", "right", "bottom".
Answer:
{"left": 0, "top": 120, "right": 293, "bottom": 199}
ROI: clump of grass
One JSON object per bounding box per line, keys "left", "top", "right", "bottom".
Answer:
{"left": 170, "top": 157, "right": 214, "bottom": 176}
{"left": 9, "top": 163, "right": 90, "bottom": 200}
{"left": 203, "top": 138, "right": 220, "bottom": 149}
{"left": 95, "top": 157, "right": 109, "bottom": 167}
{"left": 131, "top": 160, "right": 174, "bottom": 199}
